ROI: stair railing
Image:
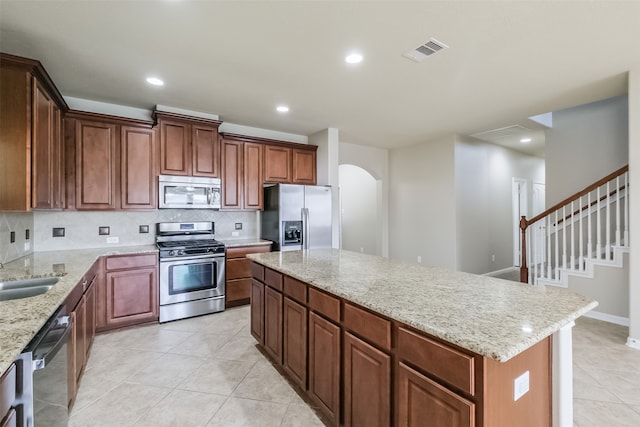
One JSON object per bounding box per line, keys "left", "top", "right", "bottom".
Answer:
{"left": 520, "top": 165, "right": 629, "bottom": 284}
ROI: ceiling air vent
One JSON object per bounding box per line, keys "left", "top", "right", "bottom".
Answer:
{"left": 403, "top": 38, "right": 449, "bottom": 63}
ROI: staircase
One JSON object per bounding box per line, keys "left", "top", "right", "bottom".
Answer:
{"left": 519, "top": 166, "right": 630, "bottom": 289}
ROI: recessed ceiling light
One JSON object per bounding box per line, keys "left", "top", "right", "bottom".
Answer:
{"left": 146, "top": 77, "right": 164, "bottom": 86}
{"left": 276, "top": 105, "right": 289, "bottom": 113}
{"left": 520, "top": 138, "right": 532, "bottom": 144}
{"left": 345, "top": 52, "right": 363, "bottom": 64}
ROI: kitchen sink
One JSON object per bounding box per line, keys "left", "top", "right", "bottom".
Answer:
{"left": 0, "top": 277, "right": 59, "bottom": 301}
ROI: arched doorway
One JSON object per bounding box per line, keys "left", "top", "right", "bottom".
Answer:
{"left": 339, "top": 164, "right": 379, "bottom": 255}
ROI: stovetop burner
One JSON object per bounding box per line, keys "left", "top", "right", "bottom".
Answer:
{"left": 156, "top": 222, "right": 225, "bottom": 259}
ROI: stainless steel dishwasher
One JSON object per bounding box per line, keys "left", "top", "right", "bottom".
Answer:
{"left": 22, "top": 304, "right": 72, "bottom": 427}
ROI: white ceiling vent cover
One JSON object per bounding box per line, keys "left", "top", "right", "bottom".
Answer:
{"left": 403, "top": 38, "right": 449, "bottom": 63}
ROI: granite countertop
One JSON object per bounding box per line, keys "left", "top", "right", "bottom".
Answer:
{"left": 220, "top": 238, "right": 272, "bottom": 248}
{"left": 0, "top": 245, "right": 158, "bottom": 377}
{"left": 247, "top": 249, "right": 598, "bottom": 362}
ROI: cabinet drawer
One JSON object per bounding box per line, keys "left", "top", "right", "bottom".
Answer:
{"left": 226, "top": 278, "right": 252, "bottom": 302}
{"left": 251, "top": 262, "right": 265, "bottom": 282}
{"left": 264, "top": 268, "right": 283, "bottom": 291}
{"left": 226, "top": 258, "right": 252, "bottom": 280}
{"left": 0, "top": 363, "right": 16, "bottom": 420}
{"left": 106, "top": 253, "right": 157, "bottom": 270}
{"left": 283, "top": 276, "right": 307, "bottom": 304}
{"left": 226, "top": 244, "right": 271, "bottom": 259}
{"left": 343, "top": 303, "right": 391, "bottom": 351}
{"left": 397, "top": 327, "right": 475, "bottom": 395}
{"left": 308, "top": 287, "right": 340, "bottom": 323}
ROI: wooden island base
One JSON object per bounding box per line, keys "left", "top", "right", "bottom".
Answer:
{"left": 249, "top": 262, "right": 552, "bottom": 427}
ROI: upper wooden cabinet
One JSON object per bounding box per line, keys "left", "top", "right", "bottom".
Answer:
{"left": 220, "top": 135, "right": 265, "bottom": 211}
{"left": 264, "top": 143, "right": 317, "bottom": 185}
{"left": 292, "top": 148, "right": 317, "bottom": 185}
{"left": 0, "top": 53, "right": 68, "bottom": 211}
{"left": 264, "top": 145, "right": 292, "bottom": 183}
{"left": 65, "top": 111, "right": 156, "bottom": 211}
{"left": 155, "top": 111, "right": 221, "bottom": 178}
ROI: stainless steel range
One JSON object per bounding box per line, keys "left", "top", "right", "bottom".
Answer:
{"left": 156, "top": 222, "right": 225, "bottom": 322}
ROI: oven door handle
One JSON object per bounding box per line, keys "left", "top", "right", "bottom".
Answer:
{"left": 160, "top": 253, "right": 225, "bottom": 263}
{"left": 31, "top": 315, "right": 72, "bottom": 371}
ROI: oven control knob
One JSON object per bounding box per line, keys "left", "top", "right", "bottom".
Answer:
{"left": 207, "top": 248, "right": 213, "bottom": 253}
{"left": 169, "top": 250, "right": 175, "bottom": 256}
{"left": 178, "top": 250, "right": 185, "bottom": 256}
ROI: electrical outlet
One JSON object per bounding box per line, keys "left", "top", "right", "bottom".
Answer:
{"left": 491, "top": 254, "right": 496, "bottom": 262}
{"left": 514, "top": 371, "right": 530, "bottom": 401}
{"left": 24, "top": 242, "right": 30, "bottom": 251}
{"left": 231, "top": 231, "right": 240, "bottom": 237}
{"left": 106, "top": 236, "right": 119, "bottom": 244}
{"left": 417, "top": 255, "right": 422, "bottom": 264}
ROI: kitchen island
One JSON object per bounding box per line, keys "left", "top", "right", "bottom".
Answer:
{"left": 247, "top": 249, "right": 597, "bottom": 427}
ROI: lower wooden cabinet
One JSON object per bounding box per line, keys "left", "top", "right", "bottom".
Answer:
{"left": 226, "top": 244, "right": 271, "bottom": 307}
{"left": 250, "top": 279, "right": 265, "bottom": 345}
{"left": 264, "top": 286, "right": 283, "bottom": 363}
{"left": 98, "top": 254, "right": 158, "bottom": 332}
{"left": 0, "top": 363, "right": 16, "bottom": 427}
{"left": 343, "top": 332, "right": 391, "bottom": 427}
{"left": 397, "top": 362, "right": 475, "bottom": 427}
{"left": 308, "top": 312, "right": 341, "bottom": 425}
{"left": 283, "top": 297, "right": 307, "bottom": 388}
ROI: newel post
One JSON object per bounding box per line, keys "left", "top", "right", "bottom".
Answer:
{"left": 520, "top": 216, "right": 529, "bottom": 283}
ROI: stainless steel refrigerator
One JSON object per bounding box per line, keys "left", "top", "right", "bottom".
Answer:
{"left": 261, "top": 184, "right": 332, "bottom": 251}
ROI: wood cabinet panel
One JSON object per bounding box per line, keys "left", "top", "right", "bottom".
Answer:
{"left": 32, "top": 80, "right": 53, "bottom": 208}
{"left": 227, "top": 244, "right": 271, "bottom": 259}
{"left": 221, "top": 139, "right": 243, "bottom": 209}
{"left": 283, "top": 276, "right": 307, "bottom": 305}
{"left": 344, "top": 303, "right": 391, "bottom": 351}
{"left": 344, "top": 332, "right": 391, "bottom": 427}
{"left": 75, "top": 120, "right": 117, "bottom": 209}
{"left": 0, "top": 363, "right": 16, "bottom": 419}
{"left": 226, "top": 258, "right": 252, "bottom": 280}
{"left": 250, "top": 279, "right": 265, "bottom": 345}
{"left": 192, "top": 125, "right": 220, "bottom": 177}
{"left": 283, "top": 297, "right": 307, "bottom": 389}
{"left": 264, "top": 268, "right": 283, "bottom": 292}
{"left": 73, "top": 296, "right": 86, "bottom": 384}
{"left": 292, "top": 148, "right": 316, "bottom": 185}
{"left": 159, "top": 119, "right": 190, "bottom": 175}
{"left": 121, "top": 126, "right": 156, "bottom": 209}
{"left": 251, "top": 262, "right": 265, "bottom": 282}
{"left": 51, "top": 105, "right": 64, "bottom": 209}
{"left": 105, "top": 253, "right": 157, "bottom": 270}
{"left": 226, "top": 278, "right": 252, "bottom": 302}
{"left": 243, "top": 142, "right": 263, "bottom": 209}
{"left": 264, "top": 286, "right": 283, "bottom": 363}
{"left": 308, "top": 312, "right": 340, "bottom": 425}
{"left": 263, "top": 145, "right": 292, "bottom": 183}
{"left": 308, "top": 287, "right": 341, "bottom": 323}
{"left": 398, "top": 327, "right": 475, "bottom": 395}
{"left": 105, "top": 267, "right": 158, "bottom": 328}
{"left": 397, "top": 362, "right": 475, "bottom": 427}
{"left": 84, "top": 278, "right": 96, "bottom": 358}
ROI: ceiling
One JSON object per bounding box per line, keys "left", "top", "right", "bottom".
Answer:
{"left": 1, "top": 1, "right": 639, "bottom": 150}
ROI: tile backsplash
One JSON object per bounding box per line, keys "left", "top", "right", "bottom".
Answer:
{"left": 33, "top": 210, "right": 259, "bottom": 252}
{"left": 0, "top": 212, "right": 35, "bottom": 264}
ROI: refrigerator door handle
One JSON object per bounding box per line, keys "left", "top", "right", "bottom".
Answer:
{"left": 303, "top": 207, "right": 310, "bottom": 249}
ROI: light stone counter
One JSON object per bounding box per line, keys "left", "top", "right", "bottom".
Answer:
{"left": 0, "top": 245, "right": 157, "bottom": 377}
{"left": 219, "top": 238, "right": 272, "bottom": 248}
{"left": 247, "top": 249, "right": 598, "bottom": 362}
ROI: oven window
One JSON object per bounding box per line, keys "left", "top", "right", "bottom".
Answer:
{"left": 169, "top": 262, "right": 217, "bottom": 295}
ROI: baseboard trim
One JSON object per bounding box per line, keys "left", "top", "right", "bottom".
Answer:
{"left": 582, "top": 310, "right": 630, "bottom": 326}
{"left": 483, "top": 266, "right": 519, "bottom": 277}
{"left": 627, "top": 337, "right": 640, "bottom": 350}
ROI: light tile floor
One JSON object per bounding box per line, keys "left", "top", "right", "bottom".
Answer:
{"left": 70, "top": 306, "right": 640, "bottom": 426}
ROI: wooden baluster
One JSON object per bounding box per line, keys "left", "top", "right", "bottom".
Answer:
{"left": 520, "top": 216, "right": 528, "bottom": 283}
{"left": 606, "top": 181, "right": 611, "bottom": 260}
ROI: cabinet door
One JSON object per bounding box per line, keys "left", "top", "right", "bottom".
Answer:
{"left": 263, "top": 145, "right": 291, "bottom": 183}
{"left": 192, "top": 124, "right": 220, "bottom": 177}
{"left": 308, "top": 312, "right": 340, "bottom": 425}
{"left": 32, "top": 79, "right": 53, "bottom": 209}
{"left": 292, "top": 148, "right": 316, "bottom": 185}
{"left": 283, "top": 297, "right": 307, "bottom": 389}
{"left": 51, "top": 105, "right": 64, "bottom": 209}
{"left": 250, "top": 279, "right": 265, "bottom": 345}
{"left": 243, "top": 142, "right": 263, "bottom": 210}
{"left": 397, "top": 362, "right": 475, "bottom": 427}
{"left": 221, "top": 139, "right": 243, "bottom": 210}
{"left": 344, "top": 332, "right": 391, "bottom": 427}
{"left": 264, "top": 286, "right": 283, "bottom": 363}
{"left": 75, "top": 120, "right": 118, "bottom": 209}
{"left": 160, "top": 119, "right": 190, "bottom": 175}
{"left": 105, "top": 267, "right": 158, "bottom": 329}
{"left": 121, "top": 126, "right": 156, "bottom": 209}
{"left": 84, "top": 278, "right": 97, "bottom": 358}
{"left": 74, "top": 297, "right": 87, "bottom": 385}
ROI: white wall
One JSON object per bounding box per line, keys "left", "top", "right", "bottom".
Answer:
{"left": 389, "top": 136, "right": 457, "bottom": 268}
{"left": 455, "top": 138, "right": 545, "bottom": 274}
{"left": 339, "top": 141, "right": 389, "bottom": 257}
{"left": 628, "top": 70, "right": 640, "bottom": 346}
{"left": 309, "top": 128, "right": 340, "bottom": 249}
{"left": 339, "top": 165, "right": 378, "bottom": 255}
{"left": 0, "top": 212, "right": 34, "bottom": 263}
{"left": 545, "top": 95, "right": 628, "bottom": 205}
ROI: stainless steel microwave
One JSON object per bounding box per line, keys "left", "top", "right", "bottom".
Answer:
{"left": 158, "top": 175, "right": 221, "bottom": 209}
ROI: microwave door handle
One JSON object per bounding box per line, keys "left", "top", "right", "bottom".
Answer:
{"left": 207, "top": 188, "right": 212, "bottom": 205}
